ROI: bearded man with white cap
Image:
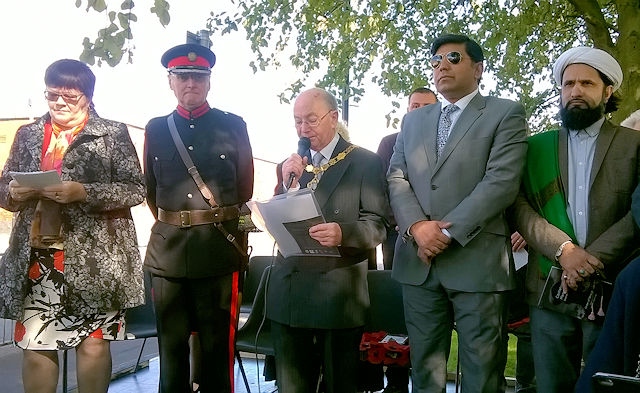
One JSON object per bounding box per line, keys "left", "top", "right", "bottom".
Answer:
{"left": 511, "top": 46, "right": 640, "bottom": 392}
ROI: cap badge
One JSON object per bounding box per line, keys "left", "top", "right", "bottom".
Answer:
{"left": 187, "top": 52, "right": 198, "bottom": 62}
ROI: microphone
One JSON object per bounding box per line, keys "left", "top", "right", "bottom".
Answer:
{"left": 287, "top": 137, "right": 311, "bottom": 189}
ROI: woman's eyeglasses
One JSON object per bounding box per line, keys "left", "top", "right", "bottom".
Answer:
{"left": 429, "top": 51, "right": 463, "bottom": 68}
{"left": 44, "top": 90, "right": 83, "bottom": 105}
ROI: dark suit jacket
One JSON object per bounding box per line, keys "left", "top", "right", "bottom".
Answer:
{"left": 266, "top": 136, "right": 389, "bottom": 329}
{"left": 143, "top": 108, "right": 254, "bottom": 278}
{"left": 575, "top": 183, "right": 640, "bottom": 392}
{"left": 574, "top": 255, "right": 640, "bottom": 393}
{"left": 388, "top": 94, "right": 528, "bottom": 291}
{"left": 376, "top": 132, "right": 398, "bottom": 176}
{"left": 512, "top": 122, "right": 640, "bottom": 307}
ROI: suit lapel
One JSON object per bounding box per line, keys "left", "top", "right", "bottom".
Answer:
{"left": 435, "top": 94, "right": 484, "bottom": 170}
{"left": 559, "top": 121, "right": 615, "bottom": 194}
{"left": 590, "top": 120, "right": 615, "bottom": 189}
{"left": 311, "top": 136, "right": 352, "bottom": 209}
{"left": 422, "top": 104, "right": 440, "bottom": 170}
{"left": 299, "top": 169, "right": 314, "bottom": 189}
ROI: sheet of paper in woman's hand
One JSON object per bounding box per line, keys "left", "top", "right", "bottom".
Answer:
{"left": 10, "top": 170, "right": 61, "bottom": 189}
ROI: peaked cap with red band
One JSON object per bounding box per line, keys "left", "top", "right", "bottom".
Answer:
{"left": 161, "top": 43, "right": 216, "bottom": 74}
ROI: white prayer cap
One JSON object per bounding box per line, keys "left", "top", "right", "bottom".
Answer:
{"left": 553, "top": 46, "right": 623, "bottom": 91}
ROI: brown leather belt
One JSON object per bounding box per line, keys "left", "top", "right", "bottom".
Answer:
{"left": 158, "top": 207, "right": 239, "bottom": 228}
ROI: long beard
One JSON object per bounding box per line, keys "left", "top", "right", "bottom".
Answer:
{"left": 560, "top": 100, "right": 605, "bottom": 130}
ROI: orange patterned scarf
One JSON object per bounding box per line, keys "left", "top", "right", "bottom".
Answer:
{"left": 42, "top": 115, "right": 88, "bottom": 172}
{"left": 31, "top": 115, "right": 89, "bottom": 249}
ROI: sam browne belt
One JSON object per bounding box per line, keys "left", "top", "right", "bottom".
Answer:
{"left": 165, "top": 114, "right": 249, "bottom": 261}
{"left": 158, "top": 206, "right": 239, "bottom": 228}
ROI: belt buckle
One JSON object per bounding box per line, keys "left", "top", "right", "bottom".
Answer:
{"left": 179, "top": 211, "right": 192, "bottom": 228}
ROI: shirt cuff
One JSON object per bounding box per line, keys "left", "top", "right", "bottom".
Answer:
{"left": 283, "top": 182, "right": 300, "bottom": 192}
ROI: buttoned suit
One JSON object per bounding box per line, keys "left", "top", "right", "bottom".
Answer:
{"left": 144, "top": 107, "right": 254, "bottom": 393}
{"left": 511, "top": 121, "right": 640, "bottom": 392}
{"left": 388, "top": 94, "right": 528, "bottom": 392}
{"left": 268, "top": 135, "right": 389, "bottom": 392}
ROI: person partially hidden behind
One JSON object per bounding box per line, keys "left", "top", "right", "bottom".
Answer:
{"left": 511, "top": 46, "right": 640, "bottom": 392}
{"left": 377, "top": 87, "right": 438, "bottom": 270}
{"left": 0, "top": 59, "right": 145, "bottom": 393}
{"left": 268, "top": 87, "right": 389, "bottom": 392}
{"left": 573, "top": 183, "right": 640, "bottom": 393}
{"left": 387, "top": 33, "right": 528, "bottom": 393}
{"left": 621, "top": 109, "right": 640, "bottom": 131}
{"left": 374, "top": 87, "right": 437, "bottom": 393}
{"left": 144, "top": 41, "right": 254, "bottom": 393}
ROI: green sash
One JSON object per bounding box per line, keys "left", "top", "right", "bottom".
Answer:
{"left": 522, "top": 130, "right": 577, "bottom": 276}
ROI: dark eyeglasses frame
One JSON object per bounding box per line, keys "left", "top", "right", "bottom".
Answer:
{"left": 44, "top": 90, "right": 84, "bottom": 105}
{"left": 429, "top": 51, "right": 463, "bottom": 68}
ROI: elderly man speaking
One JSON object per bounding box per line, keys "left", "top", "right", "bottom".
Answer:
{"left": 511, "top": 46, "right": 640, "bottom": 392}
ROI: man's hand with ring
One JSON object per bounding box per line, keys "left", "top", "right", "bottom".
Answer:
{"left": 558, "top": 243, "right": 603, "bottom": 283}
{"left": 561, "top": 271, "right": 577, "bottom": 292}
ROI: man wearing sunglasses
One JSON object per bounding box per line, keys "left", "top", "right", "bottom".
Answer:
{"left": 388, "top": 33, "right": 528, "bottom": 392}
{"left": 511, "top": 47, "right": 640, "bottom": 393}
{"left": 143, "top": 41, "right": 254, "bottom": 393}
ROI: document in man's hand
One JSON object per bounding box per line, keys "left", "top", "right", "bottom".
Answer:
{"left": 10, "top": 170, "right": 61, "bottom": 189}
{"left": 247, "top": 188, "right": 340, "bottom": 258}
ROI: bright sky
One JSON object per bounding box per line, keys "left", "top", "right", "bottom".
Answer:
{"left": 0, "top": 0, "right": 405, "bottom": 163}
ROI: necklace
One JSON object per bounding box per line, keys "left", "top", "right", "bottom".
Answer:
{"left": 305, "top": 144, "right": 357, "bottom": 190}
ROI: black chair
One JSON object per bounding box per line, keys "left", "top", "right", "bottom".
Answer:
{"left": 365, "top": 270, "right": 407, "bottom": 335}
{"left": 124, "top": 270, "right": 157, "bottom": 372}
{"left": 235, "top": 265, "right": 275, "bottom": 393}
{"left": 240, "top": 256, "right": 275, "bottom": 315}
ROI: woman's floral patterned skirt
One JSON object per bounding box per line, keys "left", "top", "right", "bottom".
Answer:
{"left": 14, "top": 248, "right": 125, "bottom": 350}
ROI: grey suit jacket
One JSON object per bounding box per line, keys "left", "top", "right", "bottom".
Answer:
{"left": 388, "top": 93, "right": 528, "bottom": 291}
{"left": 267, "top": 136, "right": 389, "bottom": 329}
{"left": 511, "top": 122, "right": 640, "bottom": 305}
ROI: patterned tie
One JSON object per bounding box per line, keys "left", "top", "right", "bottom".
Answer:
{"left": 312, "top": 152, "right": 324, "bottom": 167}
{"left": 436, "top": 104, "right": 459, "bottom": 157}
{"left": 312, "top": 152, "right": 324, "bottom": 180}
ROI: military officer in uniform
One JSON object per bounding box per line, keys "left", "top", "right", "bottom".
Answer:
{"left": 143, "top": 42, "right": 254, "bottom": 393}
